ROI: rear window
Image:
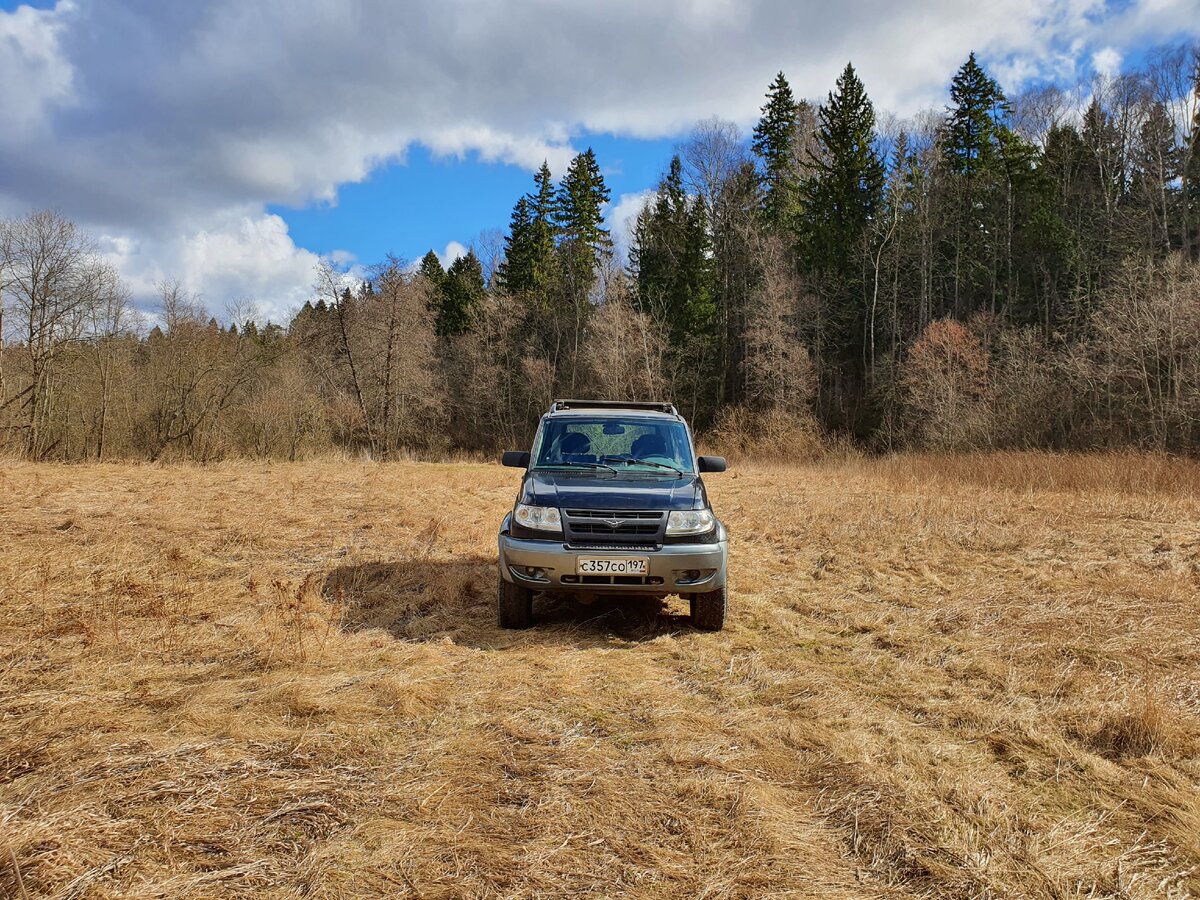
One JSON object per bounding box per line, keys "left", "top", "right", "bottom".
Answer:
{"left": 531, "top": 417, "right": 694, "bottom": 473}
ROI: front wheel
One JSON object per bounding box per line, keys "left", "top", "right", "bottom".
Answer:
{"left": 689, "top": 586, "right": 727, "bottom": 631}
{"left": 498, "top": 576, "right": 534, "bottom": 629}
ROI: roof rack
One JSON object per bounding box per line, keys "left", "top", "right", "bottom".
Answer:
{"left": 550, "top": 399, "right": 678, "bottom": 416}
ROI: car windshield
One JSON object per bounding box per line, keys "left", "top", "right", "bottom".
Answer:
{"left": 531, "top": 416, "right": 695, "bottom": 474}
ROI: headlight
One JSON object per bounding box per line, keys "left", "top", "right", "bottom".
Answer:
{"left": 514, "top": 503, "right": 562, "bottom": 532}
{"left": 666, "top": 508, "right": 715, "bottom": 536}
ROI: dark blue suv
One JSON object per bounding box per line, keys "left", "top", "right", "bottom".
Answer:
{"left": 497, "top": 400, "right": 729, "bottom": 630}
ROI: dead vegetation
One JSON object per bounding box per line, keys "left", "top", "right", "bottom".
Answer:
{"left": 1, "top": 454, "right": 1198, "bottom": 898}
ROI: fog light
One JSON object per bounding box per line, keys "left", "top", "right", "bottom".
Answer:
{"left": 525, "top": 566, "right": 545, "bottom": 579}
{"left": 676, "top": 569, "right": 702, "bottom": 583}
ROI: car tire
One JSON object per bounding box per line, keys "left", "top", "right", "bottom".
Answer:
{"left": 689, "top": 586, "right": 727, "bottom": 631}
{"left": 498, "top": 576, "right": 534, "bottom": 629}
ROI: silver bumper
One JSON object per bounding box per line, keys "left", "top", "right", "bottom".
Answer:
{"left": 498, "top": 524, "right": 728, "bottom": 593}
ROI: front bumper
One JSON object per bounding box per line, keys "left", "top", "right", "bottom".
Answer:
{"left": 497, "top": 519, "right": 728, "bottom": 593}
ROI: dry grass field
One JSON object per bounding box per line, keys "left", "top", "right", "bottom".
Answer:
{"left": 1, "top": 453, "right": 1199, "bottom": 898}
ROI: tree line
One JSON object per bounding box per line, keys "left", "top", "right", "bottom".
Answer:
{"left": 2, "top": 46, "right": 1198, "bottom": 461}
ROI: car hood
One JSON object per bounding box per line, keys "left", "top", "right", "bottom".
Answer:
{"left": 521, "top": 469, "right": 707, "bottom": 511}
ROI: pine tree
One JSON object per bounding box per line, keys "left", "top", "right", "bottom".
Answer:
{"left": 752, "top": 72, "right": 800, "bottom": 230}
{"left": 497, "top": 162, "right": 559, "bottom": 300}
{"left": 438, "top": 250, "right": 485, "bottom": 337}
{"left": 496, "top": 195, "right": 535, "bottom": 294}
{"left": 630, "top": 155, "right": 715, "bottom": 342}
{"left": 554, "top": 149, "right": 612, "bottom": 302}
{"left": 798, "top": 62, "right": 885, "bottom": 402}
{"left": 801, "top": 62, "right": 885, "bottom": 277}
{"left": 417, "top": 250, "right": 445, "bottom": 286}
{"left": 937, "top": 53, "right": 1013, "bottom": 319}
{"left": 942, "top": 52, "right": 1008, "bottom": 178}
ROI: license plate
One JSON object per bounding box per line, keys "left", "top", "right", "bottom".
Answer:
{"left": 576, "top": 556, "right": 649, "bottom": 576}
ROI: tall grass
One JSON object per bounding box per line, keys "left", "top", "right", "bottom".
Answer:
{"left": 1, "top": 456, "right": 1197, "bottom": 897}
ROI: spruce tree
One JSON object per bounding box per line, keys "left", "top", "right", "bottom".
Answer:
{"left": 1130, "top": 102, "right": 1178, "bottom": 253}
{"left": 942, "top": 52, "right": 1008, "bottom": 178}
{"left": 528, "top": 162, "right": 560, "bottom": 297}
{"left": 497, "top": 162, "right": 561, "bottom": 302}
{"left": 801, "top": 62, "right": 885, "bottom": 277}
{"left": 630, "top": 155, "right": 715, "bottom": 342}
{"left": 497, "top": 195, "right": 535, "bottom": 294}
{"left": 797, "top": 62, "right": 884, "bottom": 398}
{"left": 752, "top": 72, "right": 800, "bottom": 230}
{"left": 417, "top": 250, "right": 445, "bottom": 286}
{"left": 937, "top": 53, "right": 1013, "bottom": 318}
{"left": 438, "top": 250, "right": 485, "bottom": 336}
{"left": 555, "top": 149, "right": 612, "bottom": 302}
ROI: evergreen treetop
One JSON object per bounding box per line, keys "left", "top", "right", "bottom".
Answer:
{"left": 438, "top": 250, "right": 485, "bottom": 337}
{"left": 417, "top": 250, "right": 446, "bottom": 285}
{"left": 802, "top": 62, "right": 885, "bottom": 274}
{"left": 752, "top": 71, "right": 800, "bottom": 229}
{"left": 942, "top": 52, "right": 1009, "bottom": 178}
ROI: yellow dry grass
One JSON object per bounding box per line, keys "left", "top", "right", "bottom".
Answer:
{"left": 1, "top": 453, "right": 1198, "bottom": 898}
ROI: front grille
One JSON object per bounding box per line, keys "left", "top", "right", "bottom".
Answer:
{"left": 566, "top": 509, "right": 662, "bottom": 519}
{"left": 562, "top": 509, "right": 666, "bottom": 546}
{"left": 571, "top": 522, "right": 659, "bottom": 536}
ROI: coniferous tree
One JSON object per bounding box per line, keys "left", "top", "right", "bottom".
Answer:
{"left": 630, "top": 155, "right": 716, "bottom": 344}
{"left": 438, "top": 250, "right": 485, "bottom": 337}
{"left": 710, "top": 160, "right": 764, "bottom": 407}
{"left": 418, "top": 249, "right": 445, "bottom": 284}
{"left": 938, "top": 53, "right": 1012, "bottom": 317}
{"left": 497, "top": 195, "right": 536, "bottom": 295}
{"left": 1185, "top": 64, "right": 1200, "bottom": 258}
{"left": 798, "top": 62, "right": 885, "bottom": 414}
{"left": 942, "top": 52, "right": 1009, "bottom": 178}
{"left": 1130, "top": 102, "right": 1179, "bottom": 254}
{"left": 628, "top": 156, "right": 718, "bottom": 421}
{"left": 528, "top": 163, "right": 559, "bottom": 290}
{"left": 751, "top": 72, "right": 800, "bottom": 231}
{"left": 554, "top": 149, "right": 612, "bottom": 302}
{"left": 498, "top": 162, "right": 560, "bottom": 304}
{"left": 802, "top": 62, "right": 885, "bottom": 277}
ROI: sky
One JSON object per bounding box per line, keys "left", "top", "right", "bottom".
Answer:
{"left": 1, "top": 0, "right": 1198, "bottom": 324}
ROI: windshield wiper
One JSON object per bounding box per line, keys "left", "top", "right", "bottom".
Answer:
{"left": 601, "top": 456, "right": 684, "bottom": 475}
{"left": 544, "top": 461, "right": 620, "bottom": 473}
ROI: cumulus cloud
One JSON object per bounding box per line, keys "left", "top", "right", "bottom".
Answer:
{"left": 436, "top": 241, "right": 469, "bottom": 269}
{"left": 97, "top": 212, "right": 329, "bottom": 322}
{"left": 1, "top": 0, "right": 1198, "bottom": 319}
{"left": 0, "top": 1, "right": 74, "bottom": 134}
{"left": 1091, "top": 46, "right": 1124, "bottom": 81}
{"left": 608, "top": 190, "right": 655, "bottom": 259}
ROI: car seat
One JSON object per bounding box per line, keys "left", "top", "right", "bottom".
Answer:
{"left": 630, "top": 433, "right": 668, "bottom": 459}
{"left": 559, "top": 432, "right": 595, "bottom": 462}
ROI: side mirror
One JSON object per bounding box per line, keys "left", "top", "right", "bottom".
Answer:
{"left": 502, "top": 450, "right": 531, "bottom": 469}
{"left": 697, "top": 455, "right": 727, "bottom": 473}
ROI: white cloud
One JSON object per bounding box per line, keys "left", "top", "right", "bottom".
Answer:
{"left": 436, "top": 241, "right": 468, "bottom": 269}
{"left": 0, "top": 1, "right": 74, "bottom": 134}
{"left": 608, "top": 190, "right": 655, "bottom": 259}
{"left": 1092, "top": 46, "right": 1123, "bottom": 80}
{"left": 99, "top": 212, "right": 325, "bottom": 324}
{"left": 2, "top": 0, "right": 1198, "bottom": 316}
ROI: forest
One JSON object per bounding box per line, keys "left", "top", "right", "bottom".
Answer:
{"left": 1, "top": 48, "right": 1198, "bottom": 461}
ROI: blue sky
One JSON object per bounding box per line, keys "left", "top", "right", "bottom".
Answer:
{"left": 272, "top": 135, "right": 680, "bottom": 270}
{"left": 1, "top": 0, "right": 1197, "bottom": 321}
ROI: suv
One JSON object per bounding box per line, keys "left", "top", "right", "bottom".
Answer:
{"left": 496, "top": 399, "right": 729, "bottom": 630}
